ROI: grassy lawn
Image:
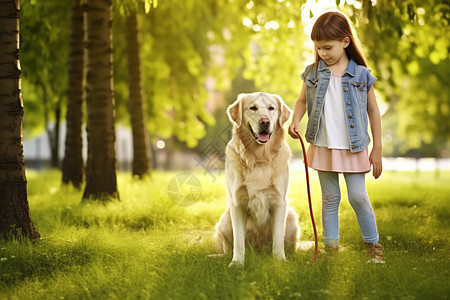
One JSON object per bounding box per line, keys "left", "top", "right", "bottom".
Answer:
{"left": 0, "top": 169, "right": 449, "bottom": 299}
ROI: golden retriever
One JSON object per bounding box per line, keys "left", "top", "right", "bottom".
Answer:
{"left": 214, "top": 92, "right": 300, "bottom": 267}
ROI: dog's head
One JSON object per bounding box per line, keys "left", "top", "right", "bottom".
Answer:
{"left": 227, "top": 92, "right": 291, "bottom": 145}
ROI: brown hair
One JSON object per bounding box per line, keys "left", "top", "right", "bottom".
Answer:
{"left": 311, "top": 11, "right": 368, "bottom": 67}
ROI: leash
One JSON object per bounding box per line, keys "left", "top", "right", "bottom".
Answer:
{"left": 296, "top": 132, "right": 318, "bottom": 264}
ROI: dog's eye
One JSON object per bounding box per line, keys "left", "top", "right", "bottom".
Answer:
{"left": 249, "top": 106, "right": 258, "bottom": 111}
{"left": 268, "top": 106, "right": 275, "bottom": 111}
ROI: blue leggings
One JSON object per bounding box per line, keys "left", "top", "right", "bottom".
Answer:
{"left": 318, "top": 171, "right": 379, "bottom": 246}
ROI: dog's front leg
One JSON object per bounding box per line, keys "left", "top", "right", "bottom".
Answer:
{"left": 229, "top": 203, "right": 247, "bottom": 267}
{"left": 271, "top": 204, "right": 287, "bottom": 261}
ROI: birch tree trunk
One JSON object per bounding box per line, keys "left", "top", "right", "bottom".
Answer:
{"left": 0, "top": 0, "right": 40, "bottom": 239}
{"left": 125, "top": 11, "right": 151, "bottom": 178}
{"left": 82, "top": 0, "right": 119, "bottom": 200}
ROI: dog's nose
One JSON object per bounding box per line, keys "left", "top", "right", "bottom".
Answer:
{"left": 260, "top": 118, "right": 270, "bottom": 127}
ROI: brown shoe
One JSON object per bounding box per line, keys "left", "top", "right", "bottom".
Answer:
{"left": 365, "top": 243, "right": 385, "bottom": 263}
{"left": 325, "top": 244, "right": 339, "bottom": 256}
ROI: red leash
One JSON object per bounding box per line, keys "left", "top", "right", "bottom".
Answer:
{"left": 297, "top": 133, "right": 318, "bottom": 263}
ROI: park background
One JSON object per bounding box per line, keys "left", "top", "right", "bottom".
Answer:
{"left": 1, "top": 0, "right": 449, "bottom": 299}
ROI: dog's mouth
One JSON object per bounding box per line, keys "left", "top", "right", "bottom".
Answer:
{"left": 249, "top": 125, "right": 271, "bottom": 144}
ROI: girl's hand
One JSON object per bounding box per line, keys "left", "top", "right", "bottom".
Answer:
{"left": 289, "top": 84, "right": 307, "bottom": 140}
{"left": 367, "top": 86, "right": 382, "bottom": 179}
{"left": 369, "top": 148, "right": 382, "bottom": 179}
{"left": 288, "top": 123, "right": 300, "bottom": 139}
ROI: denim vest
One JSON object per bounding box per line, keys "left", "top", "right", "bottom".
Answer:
{"left": 301, "top": 59, "right": 376, "bottom": 153}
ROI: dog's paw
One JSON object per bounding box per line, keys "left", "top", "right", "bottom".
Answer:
{"left": 228, "top": 260, "right": 244, "bottom": 268}
{"left": 274, "top": 257, "right": 288, "bottom": 264}
{"left": 273, "top": 252, "right": 287, "bottom": 261}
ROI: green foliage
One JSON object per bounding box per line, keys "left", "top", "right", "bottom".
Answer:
{"left": 20, "top": 0, "right": 70, "bottom": 138}
{"left": 351, "top": 0, "right": 450, "bottom": 156}
{"left": 139, "top": 0, "right": 217, "bottom": 147}
{"left": 112, "top": 6, "right": 132, "bottom": 124}
{"left": 240, "top": 0, "right": 308, "bottom": 103}
{"left": 112, "top": 0, "right": 216, "bottom": 147}
{"left": 0, "top": 170, "right": 449, "bottom": 299}
{"left": 201, "top": 0, "right": 308, "bottom": 104}
{"left": 116, "top": 0, "right": 158, "bottom": 15}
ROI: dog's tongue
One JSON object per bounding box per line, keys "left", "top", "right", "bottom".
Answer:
{"left": 258, "top": 133, "right": 270, "bottom": 142}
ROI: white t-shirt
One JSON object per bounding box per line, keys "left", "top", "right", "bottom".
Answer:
{"left": 315, "top": 75, "right": 350, "bottom": 149}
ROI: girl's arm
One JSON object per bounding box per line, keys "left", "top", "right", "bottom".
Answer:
{"left": 288, "top": 83, "right": 307, "bottom": 139}
{"left": 367, "top": 86, "right": 383, "bottom": 179}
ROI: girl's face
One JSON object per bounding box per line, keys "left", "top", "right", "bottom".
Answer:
{"left": 314, "top": 38, "right": 350, "bottom": 66}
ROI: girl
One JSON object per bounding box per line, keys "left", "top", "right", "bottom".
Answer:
{"left": 288, "top": 11, "right": 384, "bottom": 263}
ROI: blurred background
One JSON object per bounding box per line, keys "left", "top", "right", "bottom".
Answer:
{"left": 20, "top": 0, "right": 449, "bottom": 175}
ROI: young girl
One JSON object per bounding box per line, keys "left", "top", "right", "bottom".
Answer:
{"left": 288, "top": 11, "right": 384, "bottom": 263}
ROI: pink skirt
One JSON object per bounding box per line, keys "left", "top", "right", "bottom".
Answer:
{"left": 306, "top": 144, "right": 371, "bottom": 173}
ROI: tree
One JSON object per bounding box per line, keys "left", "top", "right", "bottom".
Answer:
{"left": 0, "top": 0, "right": 40, "bottom": 239}
{"left": 124, "top": 5, "right": 151, "bottom": 178}
{"left": 62, "top": 0, "right": 85, "bottom": 188}
{"left": 82, "top": 0, "right": 119, "bottom": 201}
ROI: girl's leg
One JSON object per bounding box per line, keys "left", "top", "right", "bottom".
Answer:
{"left": 343, "top": 173, "right": 379, "bottom": 244}
{"left": 318, "top": 171, "right": 341, "bottom": 246}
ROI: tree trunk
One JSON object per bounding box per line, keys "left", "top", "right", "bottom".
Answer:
{"left": 47, "top": 100, "right": 61, "bottom": 169}
{"left": 39, "top": 80, "right": 62, "bottom": 170}
{"left": 82, "top": 0, "right": 119, "bottom": 201}
{"left": 125, "top": 11, "right": 151, "bottom": 178}
{"left": 0, "top": 0, "right": 40, "bottom": 239}
{"left": 62, "top": 0, "right": 85, "bottom": 188}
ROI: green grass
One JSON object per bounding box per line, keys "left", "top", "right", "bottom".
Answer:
{"left": 0, "top": 169, "right": 449, "bottom": 300}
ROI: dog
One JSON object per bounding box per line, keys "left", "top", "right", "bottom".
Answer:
{"left": 214, "top": 92, "right": 300, "bottom": 267}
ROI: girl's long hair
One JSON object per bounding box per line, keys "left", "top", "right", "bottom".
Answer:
{"left": 311, "top": 11, "right": 368, "bottom": 67}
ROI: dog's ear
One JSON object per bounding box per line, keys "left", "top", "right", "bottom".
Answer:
{"left": 227, "top": 94, "right": 245, "bottom": 127}
{"left": 273, "top": 94, "right": 292, "bottom": 126}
